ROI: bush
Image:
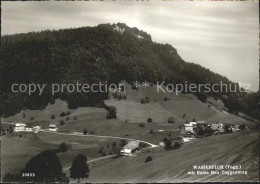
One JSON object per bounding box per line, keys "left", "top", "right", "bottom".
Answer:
{"left": 66, "top": 117, "right": 70, "bottom": 121}
{"left": 139, "top": 123, "right": 145, "bottom": 127}
{"left": 145, "top": 156, "right": 153, "bottom": 163}
{"left": 149, "top": 129, "right": 154, "bottom": 134}
{"left": 83, "top": 129, "right": 88, "bottom": 135}
{"left": 105, "top": 105, "right": 117, "bottom": 119}
{"left": 60, "top": 120, "right": 65, "bottom": 125}
{"left": 239, "top": 124, "right": 246, "bottom": 131}
{"left": 140, "top": 99, "right": 146, "bottom": 104}
{"left": 168, "top": 117, "right": 175, "bottom": 123}
{"left": 58, "top": 142, "right": 68, "bottom": 152}
{"left": 73, "top": 116, "right": 77, "bottom": 120}
{"left": 164, "top": 97, "right": 169, "bottom": 101}
{"left": 30, "top": 117, "right": 34, "bottom": 120}
{"left": 98, "top": 148, "right": 103, "bottom": 154}
{"left": 123, "top": 95, "right": 127, "bottom": 99}
{"left": 113, "top": 93, "right": 118, "bottom": 99}
{"left": 117, "top": 94, "right": 122, "bottom": 100}
{"left": 90, "top": 131, "right": 94, "bottom": 134}
{"left": 145, "top": 97, "right": 149, "bottom": 103}
{"left": 165, "top": 139, "right": 173, "bottom": 150}
{"left": 51, "top": 115, "right": 56, "bottom": 119}
{"left": 147, "top": 118, "right": 153, "bottom": 123}
{"left": 66, "top": 111, "right": 71, "bottom": 116}
{"left": 182, "top": 114, "right": 186, "bottom": 118}
{"left": 102, "top": 152, "right": 106, "bottom": 156}
{"left": 173, "top": 142, "right": 181, "bottom": 149}
{"left": 60, "top": 112, "right": 66, "bottom": 117}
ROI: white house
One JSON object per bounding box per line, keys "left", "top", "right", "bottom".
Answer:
{"left": 120, "top": 140, "right": 140, "bottom": 156}
{"left": 14, "top": 123, "right": 26, "bottom": 132}
{"left": 32, "top": 126, "right": 41, "bottom": 133}
{"left": 48, "top": 124, "right": 58, "bottom": 132}
{"left": 184, "top": 122, "right": 197, "bottom": 133}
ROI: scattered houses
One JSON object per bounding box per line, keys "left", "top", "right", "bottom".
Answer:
{"left": 14, "top": 123, "right": 26, "bottom": 132}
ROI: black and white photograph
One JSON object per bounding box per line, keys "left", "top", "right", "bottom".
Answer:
{"left": 0, "top": 0, "right": 259, "bottom": 183}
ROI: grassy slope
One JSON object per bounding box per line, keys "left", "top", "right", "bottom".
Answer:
{"left": 105, "top": 82, "right": 253, "bottom": 128}
{"left": 79, "top": 131, "right": 259, "bottom": 183}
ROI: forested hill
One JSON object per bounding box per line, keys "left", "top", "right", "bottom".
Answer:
{"left": 0, "top": 23, "right": 258, "bottom": 118}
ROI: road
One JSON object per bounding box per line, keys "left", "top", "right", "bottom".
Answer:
{"left": 39, "top": 129, "right": 159, "bottom": 147}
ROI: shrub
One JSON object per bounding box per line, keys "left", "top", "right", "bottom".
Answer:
{"left": 168, "top": 117, "right": 175, "bottom": 123}
{"left": 83, "top": 129, "right": 88, "bottom": 135}
{"left": 145, "top": 156, "right": 153, "bottom": 163}
{"left": 147, "top": 118, "right": 153, "bottom": 123}
{"left": 149, "top": 129, "right": 154, "bottom": 134}
{"left": 173, "top": 142, "right": 181, "bottom": 149}
{"left": 73, "top": 116, "right": 77, "bottom": 120}
{"left": 98, "top": 148, "right": 103, "bottom": 154}
{"left": 30, "top": 117, "right": 34, "bottom": 120}
{"left": 123, "top": 95, "right": 127, "bottom": 99}
{"left": 139, "top": 123, "right": 145, "bottom": 127}
{"left": 164, "top": 97, "right": 169, "bottom": 101}
{"left": 60, "top": 120, "right": 65, "bottom": 125}
{"left": 168, "top": 132, "right": 172, "bottom": 137}
{"left": 58, "top": 142, "right": 68, "bottom": 152}
{"left": 66, "top": 117, "right": 70, "bottom": 121}
{"left": 117, "top": 94, "right": 122, "bottom": 100}
{"left": 105, "top": 106, "right": 117, "bottom": 119}
{"left": 90, "top": 131, "right": 94, "bottom": 134}
{"left": 140, "top": 99, "right": 146, "bottom": 104}
{"left": 164, "top": 139, "right": 173, "bottom": 150}
{"left": 102, "top": 152, "right": 106, "bottom": 156}
{"left": 66, "top": 111, "right": 71, "bottom": 116}
{"left": 182, "top": 114, "right": 186, "bottom": 118}
{"left": 113, "top": 93, "right": 118, "bottom": 99}
{"left": 239, "top": 124, "right": 246, "bottom": 131}
{"left": 51, "top": 115, "right": 56, "bottom": 119}
{"left": 145, "top": 97, "right": 149, "bottom": 103}
{"left": 60, "top": 112, "right": 66, "bottom": 117}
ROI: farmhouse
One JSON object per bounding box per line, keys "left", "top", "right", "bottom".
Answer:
{"left": 211, "top": 123, "right": 224, "bottom": 133}
{"left": 48, "top": 124, "right": 58, "bottom": 132}
{"left": 120, "top": 140, "right": 140, "bottom": 156}
{"left": 184, "top": 122, "right": 197, "bottom": 133}
{"left": 14, "top": 123, "right": 26, "bottom": 132}
{"left": 178, "top": 130, "right": 196, "bottom": 142}
{"left": 232, "top": 125, "right": 240, "bottom": 132}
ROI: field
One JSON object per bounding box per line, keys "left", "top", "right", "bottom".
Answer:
{"left": 1, "top": 82, "right": 258, "bottom": 182}
{"left": 77, "top": 130, "right": 259, "bottom": 183}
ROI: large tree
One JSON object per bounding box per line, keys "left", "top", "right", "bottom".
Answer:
{"left": 70, "top": 154, "right": 89, "bottom": 182}
{"left": 21, "top": 150, "right": 68, "bottom": 183}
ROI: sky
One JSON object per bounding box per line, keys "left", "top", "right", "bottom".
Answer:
{"left": 1, "top": 1, "right": 259, "bottom": 91}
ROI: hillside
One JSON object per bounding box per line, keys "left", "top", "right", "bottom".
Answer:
{"left": 75, "top": 131, "right": 259, "bottom": 183}
{"left": 1, "top": 23, "right": 258, "bottom": 119}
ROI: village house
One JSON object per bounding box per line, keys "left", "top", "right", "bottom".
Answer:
{"left": 48, "top": 124, "right": 58, "bottom": 132}
{"left": 232, "top": 125, "right": 241, "bottom": 132}
{"left": 120, "top": 140, "right": 140, "bottom": 156}
{"left": 184, "top": 121, "right": 197, "bottom": 133}
{"left": 211, "top": 123, "right": 224, "bottom": 134}
{"left": 178, "top": 129, "right": 196, "bottom": 142}
{"left": 14, "top": 123, "right": 26, "bottom": 132}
